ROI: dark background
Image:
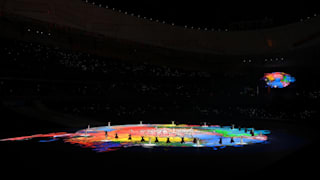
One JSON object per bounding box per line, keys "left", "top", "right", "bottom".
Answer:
{"left": 1, "top": 0, "right": 319, "bottom": 177}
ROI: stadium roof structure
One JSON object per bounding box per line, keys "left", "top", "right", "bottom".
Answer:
{"left": 1, "top": 0, "right": 320, "bottom": 56}
{"left": 80, "top": 1, "right": 318, "bottom": 30}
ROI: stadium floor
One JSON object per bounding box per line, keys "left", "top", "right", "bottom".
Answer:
{"left": 0, "top": 107, "right": 316, "bottom": 177}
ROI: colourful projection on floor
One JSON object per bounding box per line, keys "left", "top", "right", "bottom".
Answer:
{"left": 262, "top": 72, "right": 295, "bottom": 88}
{"left": 0, "top": 124, "right": 270, "bottom": 152}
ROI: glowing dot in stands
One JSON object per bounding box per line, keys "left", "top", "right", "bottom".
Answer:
{"left": 262, "top": 72, "right": 296, "bottom": 88}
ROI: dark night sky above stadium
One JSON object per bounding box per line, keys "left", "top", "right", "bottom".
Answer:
{"left": 89, "top": 0, "right": 318, "bottom": 29}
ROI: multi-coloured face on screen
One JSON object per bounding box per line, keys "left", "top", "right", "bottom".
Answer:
{"left": 262, "top": 72, "right": 295, "bottom": 88}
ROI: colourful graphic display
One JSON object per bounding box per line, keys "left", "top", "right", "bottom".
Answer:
{"left": 262, "top": 72, "right": 295, "bottom": 88}
{"left": 0, "top": 124, "right": 270, "bottom": 152}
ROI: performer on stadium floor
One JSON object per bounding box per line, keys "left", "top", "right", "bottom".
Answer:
{"left": 166, "top": 137, "right": 171, "bottom": 143}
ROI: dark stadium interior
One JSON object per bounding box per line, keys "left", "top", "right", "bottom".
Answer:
{"left": 0, "top": 0, "right": 319, "bottom": 177}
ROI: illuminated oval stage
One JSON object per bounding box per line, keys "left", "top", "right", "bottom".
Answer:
{"left": 1, "top": 123, "right": 270, "bottom": 152}
{"left": 1, "top": 122, "right": 313, "bottom": 175}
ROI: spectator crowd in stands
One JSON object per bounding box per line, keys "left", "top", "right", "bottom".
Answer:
{"left": 1, "top": 38, "right": 319, "bottom": 123}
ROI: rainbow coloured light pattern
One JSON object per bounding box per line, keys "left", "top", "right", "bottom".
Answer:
{"left": 0, "top": 124, "right": 270, "bottom": 152}
{"left": 262, "top": 72, "right": 295, "bottom": 88}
